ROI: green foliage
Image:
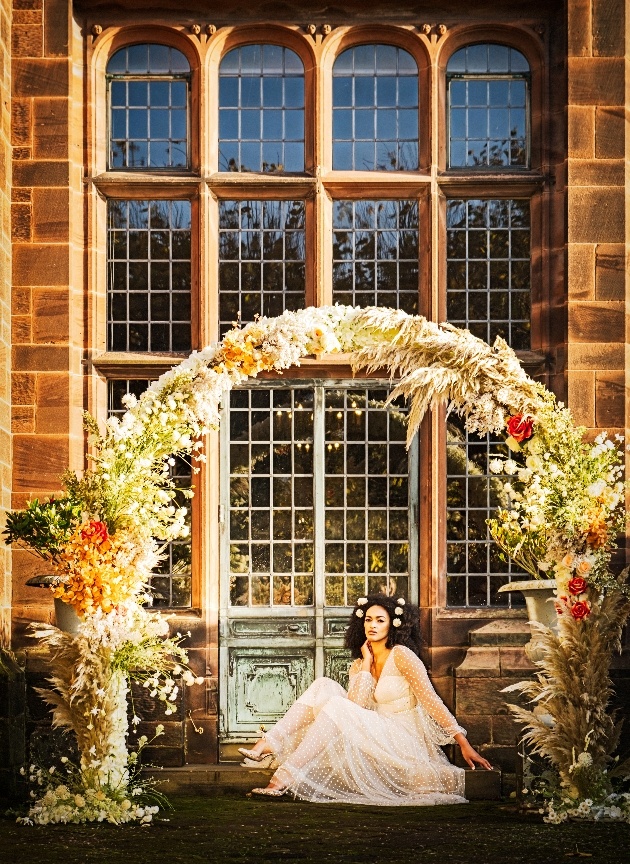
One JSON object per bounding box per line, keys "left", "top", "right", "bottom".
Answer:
{"left": 2, "top": 496, "right": 82, "bottom": 561}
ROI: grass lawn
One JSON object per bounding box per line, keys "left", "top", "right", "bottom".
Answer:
{"left": 1, "top": 795, "right": 629, "bottom": 864}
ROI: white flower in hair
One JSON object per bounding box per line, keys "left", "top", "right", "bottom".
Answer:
{"left": 397, "top": 598, "right": 405, "bottom": 605}
{"left": 394, "top": 606, "right": 403, "bottom": 615}
{"left": 355, "top": 609, "right": 364, "bottom": 618}
{"left": 357, "top": 597, "right": 368, "bottom": 605}
{"left": 392, "top": 618, "right": 401, "bottom": 627}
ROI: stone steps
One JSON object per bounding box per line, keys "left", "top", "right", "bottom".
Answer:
{"left": 144, "top": 764, "right": 502, "bottom": 800}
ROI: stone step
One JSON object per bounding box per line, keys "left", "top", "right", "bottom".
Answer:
{"left": 468, "top": 620, "right": 531, "bottom": 647}
{"left": 144, "top": 764, "right": 502, "bottom": 800}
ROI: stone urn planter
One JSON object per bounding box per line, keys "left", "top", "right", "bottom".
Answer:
{"left": 498, "top": 579, "right": 557, "bottom": 662}
{"left": 25, "top": 575, "right": 82, "bottom": 635}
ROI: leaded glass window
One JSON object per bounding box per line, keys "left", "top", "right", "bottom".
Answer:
{"left": 108, "top": 379, "right": 192, "bottom": 608}
{"left": 218, "top": 199, "right": 306, "bottom": 335}
{"left": 107, "top": 44, "right": 190, "bottom": 169}
{"left": 446, "top": 199, "right": 530, "bottom": 349}
{"left": 333, "top": 44, "right": 418, "bottom": 171}
{"left": 219, "top": 45, "right": 304, "bottom": 173}
{"left": 447, "top": 44, "right": 529, "bottom": 169}
{"left": 224, "top": 383, "right": 417, "bottom": 609}
{"left": 332, "top": 199, "right": 418, "bottom": 313}
{"left": 107, "top": 199, "right": 192, "bottom": 352}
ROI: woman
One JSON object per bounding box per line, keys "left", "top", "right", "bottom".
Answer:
{"left": 239, "top": 593, "right": 491, "bottom": 804}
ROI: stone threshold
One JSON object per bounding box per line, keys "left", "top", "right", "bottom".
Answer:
{"left": 144, "top": 764, "right": 502, "bottom": 800}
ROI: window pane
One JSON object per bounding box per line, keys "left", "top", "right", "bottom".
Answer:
{"left": 107, "top": 199, "right": 192, "bottom": 352}
{"left": 219, "top": 46, "right": 304, "bottom": 173}
{"left": 333, "top": 45, "right": 418, "bottom": 171}
{"left": 108, "top": 380, "right": 192, "bottom": 609}
{"left": 107, "top": 44, "right": 190, "bottom": 170}
{"left": 332, "top": 199, "right": 418, "bottom": 313}
{"left": 447, "top": 44, "right": 529, "bottom": 169}
{"left": 218, "top": 200, "right": 306, "bottom": 336}
{"left": 446, "top": 413, "right": 525, "bottom": 608}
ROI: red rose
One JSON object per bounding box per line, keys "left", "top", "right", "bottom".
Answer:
{"left": 568, "top": 576, "right": 588, "bottom": 595}
{"left": 506, "top": 414, "right": 535, "bottom": 443}
{"left": 81, "top": 520, "right": 109, "bottom": 545}
{"left": 569, "top": 600, "right": 591, "bottom": 620}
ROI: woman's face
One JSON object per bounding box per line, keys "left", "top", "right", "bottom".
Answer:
{"left": 364, "top": 605, "right": 390, "bottom": 644}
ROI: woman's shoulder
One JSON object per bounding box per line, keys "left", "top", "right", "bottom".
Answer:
{"left": 392, "top": 644, "right": 424, "bottom": 664}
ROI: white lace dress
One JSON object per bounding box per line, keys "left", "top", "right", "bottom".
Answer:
{"left": 264, "top": 644, "right": 467, "bottom": 805}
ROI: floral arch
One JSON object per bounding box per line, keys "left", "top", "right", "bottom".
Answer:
{"left": 6, "top": 305, "right": 630, "bottom": 824}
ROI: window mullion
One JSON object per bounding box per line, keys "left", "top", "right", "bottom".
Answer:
{"left": 313, "top": 383, "right": 326, "bottom": 673}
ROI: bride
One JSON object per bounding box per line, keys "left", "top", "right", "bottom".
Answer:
{"left": 239, "top": 593, "right": 492, "bottom": 804}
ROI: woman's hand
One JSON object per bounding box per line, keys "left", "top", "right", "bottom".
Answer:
{"left": 360, "top": 640, "right": 373, "bottom": 671}
{"left": 455, "top": 735, "right": 493, "bottom": 771}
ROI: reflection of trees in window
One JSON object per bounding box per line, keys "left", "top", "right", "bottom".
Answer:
{"left": 447, "top": 44, "right": 529, "bottom": 169}
{"left": 218, "top": 200, "right": 306, "bottom": 335}
{"left": 219, "top": 44, "right": 304, "bottom": 173}
{"left": 333, "top": 199, "right": 419, "bottom": 313}
{"left": 446, "top": 414, "right": 525, "bottom": 608}
{"left": 333, "top": 44, "right": 418, "bottom": 171}
{"left": 107, "top": 44, "right": 190, "bottom": 170}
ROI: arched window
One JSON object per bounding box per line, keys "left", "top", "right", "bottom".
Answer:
{"left": 447, "top": 44, "right": 529, "bottom": 169}
{"left": 219, "top": 45, "right": 305, "bottom": 173}
{"left": 107, "top": 43, "right": 190, "bottom": 169}
{"left": 332, "top": 44, "right": 418, "bottom": 171}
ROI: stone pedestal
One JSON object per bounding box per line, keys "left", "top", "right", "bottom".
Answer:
{"left": 454, "top": 620, "right": 536, "bottom": 796}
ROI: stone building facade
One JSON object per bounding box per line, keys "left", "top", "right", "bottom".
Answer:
{"left": 0, "top": 0, "right": 629, "bottom": 787}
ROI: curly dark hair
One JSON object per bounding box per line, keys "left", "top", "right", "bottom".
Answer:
{"left": 344, "top": 593, "right": 422, "bottom": 659}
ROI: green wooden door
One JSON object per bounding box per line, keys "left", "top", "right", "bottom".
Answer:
{"left": 219, "top": 380, "right": 418, "bottom": 752}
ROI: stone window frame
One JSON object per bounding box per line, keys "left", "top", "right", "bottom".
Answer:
{"left": 86, "top": 21, "right": 556, "bottom": 618}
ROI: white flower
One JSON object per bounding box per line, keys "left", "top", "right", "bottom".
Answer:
{"left": 394, "top": 607, "right": 403, "bottom": 615}
{"left": 392, "top": 618, "right": 401, "bottom": 627}
{"left": 355, "top": 609, "right": 364, "bottom": 618}
{"left": 357, "top": 597, "right": 368, "bottom": 605}
{"left": 396, "top": 598, "right": 405, "bottom": 606}
{"left": 74, "top": 795, "right": 85, "bottom": 808}
{"left": 488, "top": 458, "right": 504, "bottom": 474}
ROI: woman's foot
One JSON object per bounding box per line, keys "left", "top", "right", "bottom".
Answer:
{"left": 250, "top": 781, "right": 288, "bottom": 797}
{"left": 237, "top": 739, "right": 273, "bottom": 761}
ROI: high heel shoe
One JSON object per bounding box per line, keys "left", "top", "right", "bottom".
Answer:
{"left": 237, "top": 746, "right": 274, "bottom": 762}
{"left": 250, "top": 785, "right": 288, "bottom": 797}
{"left": 240, "top": 753, "right": 278, "bottom": 769}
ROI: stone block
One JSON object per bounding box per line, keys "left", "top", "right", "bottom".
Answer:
{"left": 469, "top": 621, "right": 530, "bottom": 647}
{"left": 595, "top": 243, "right": 625, "bottom": 300}
{"left": 498, "top": 647, "right": 536, "bottom": 677}
{"left": 12, "top": 344, "right": 69, "bottom": 371}
{"left": 12, "top": 315, "right": 30, "bottom": 343}
{"left": 568, "top": 58, "right": 625, "bottom": 106}
{"left": 12, "top": 434, "right": 69, "bottom": 490}
{"left": 567, "top": 243, "right": 595, "bottom": 299}
{"left": 13, "top": 57, "right": 67, "bottom": 98}
{"left": 13, "top": 159, "right": 68, "bottom": 188}
{"left": 456, "top": 714, "right": 491, "bottom": 745}
{"left": 11, "top": 202, "right": 31, "bottom": 242}
{"left": 33, "top": 98, "right": 67, "bottom": 160}
{"left": 12, "top": 188, "right": 31, "bottom": 203}
{"left": 430, "top": 675, "right": 454, "bottom": 711}
{"left": 132, "top": 721, "right": 183, "bottom": 748}
{"left": 595, "top": 372, "right": 624, "bottom": 429}
{"left": 455, "top": 678, "right": 515, "bottom": 715}
{"left": 568, "top": 342, "right": 624, "bottom": 371}
{"left": 464, "top": 768, "right": 501, "bottom": 800}
{"left": 11, "top": 286, "right": 30, "bottom": 315}
{"left": 11, "top": 24, "right": 43, "bottom": 58}
{"left": 44, "top": 0, "right": 68, "bottom": 56}
{"left": 141, "top": 745, "right": 184, "bottom": 768}
{"left": 454, "top": 647, "right": 500, "bottom": 678}
{"left": 11, "top": 406, "right": 34, "bottom": 432}
{"left": 32, "top": 188, "right": 68, "bottom": 242}
{"left": 11, "top": 99, "right": 31, "bottom": 146}
{"left": 12, "top": 146, "right": 30, "bottom": 160}
{"left": 185, "top": 716, "right": 218, "bottom": 764}
{"left": 593, "top": 0, "right": 625, "bottom": 56}
{"left": 567, "top": 371, "right": 595, "bottom": 427}
{"left": 568, "top": 159, "right": 624, "bottom": 187}
{"left": 130, "top": 681, "right": 185, "bottom": 722}
{"left": 567, "top": 301, "right": 624, "bottom": 343}
{"left": 13, "top": 10, "right": 41, "bottom": 24}
{"left": 32, "top": 288, "right": 68, "bottom": 343}
{"left": 425, "top": 646, "right": 467, "bottom": 678}
{"left": 473, "top": 745, "right": 518, "bottom": 775}
{"left": 491, "top": 714, "right": 520, "bottom": 746}
{"left": 12, "top": 0, "right": 43, "bottom": 9}
{"left": 34, "top": 372, "right": 68, "bottom": 433}
{"left": 11, "top": 372, "right": 35, "bottom": 405}
{"left": 568, "top": 188, "right": 625, "bottom": 243}
{"left": 13, "top": 244, "right": 69, "bottom": 286}
{"left": 567, "top": 0, "right": 591, "bottom": 56}
{"left": 596, "top": 107, "right": 625, "bottom": 158}
{"left": 567, "top": 106, "right": 594, "bottom": 159}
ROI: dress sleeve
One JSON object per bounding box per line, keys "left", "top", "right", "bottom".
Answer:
{"left": 393, "top": 645, "right": 466, "bottom": 741}
{"left": 347, "top": 658, "right": 375, "bottom": 709}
